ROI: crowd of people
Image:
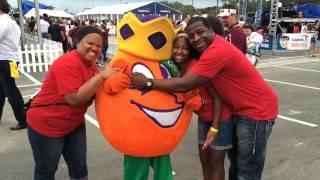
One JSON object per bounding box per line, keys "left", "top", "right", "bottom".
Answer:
{"left": 8, "top": 0, "right": 317, "bottom": 179}
{"left": 24, "top": 14, "right": 116, "bottom": 62}
{"left": 291, "top": 20, "right": 320, "bottom": 57}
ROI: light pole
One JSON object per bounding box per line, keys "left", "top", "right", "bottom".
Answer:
{"left": 216, "top": 0, "right": 219, "bottom": 16}
{"left": 34, "top": 0, "right": 42, "bottom": 44}
{"left": 17, "top": 0, "right": 25, "bottom": 47}
{"left": 255, "top": 0, "right": 263, "bottom": 27}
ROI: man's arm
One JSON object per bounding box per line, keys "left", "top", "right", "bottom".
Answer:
{"left": 132, "top": 70, "right": 210, "bottom": 93}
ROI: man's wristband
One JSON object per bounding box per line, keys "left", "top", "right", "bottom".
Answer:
{"left": 209, "top": 127, "right": 219, "bottom": 134}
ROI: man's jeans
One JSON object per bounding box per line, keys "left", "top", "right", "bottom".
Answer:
{"left": 41, "top": 32, "right": 48, "bottom": 39}
{"left": 0, "top": 60, "right": 26, "bottom": 124}
{"left": 229, "top": 115, "right": 275, "bottom": 180}
{"left": 28, "top": 124, "right": 88, "bottom": 180}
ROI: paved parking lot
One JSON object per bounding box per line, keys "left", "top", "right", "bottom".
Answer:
{"left": 0, "top": 55, "right": 320, "bottom": 180}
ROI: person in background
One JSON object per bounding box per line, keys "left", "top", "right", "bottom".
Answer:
{"left": 315, "top": 20, "right": 320, "bottom": 54}
{"left": 293, "top": 22, "right": 301, "bottom": 33}
{"left": 69, "top": 20, "right": 83, "bottom": 48}
{"left": 207, "top": 16, "right": 225, "bottom": 37}
{"left": 26, "top": 26, "right": 117, "bottom": 180}
{"left": 300, "top": 23, "right": 308, "bottom": 34}
{"left": 100, "top": 24, "right": 109, "bottom": 63}
{"left": 180, "top": 14, "right": 191, "bottom": 30}
{"left": 48, "top": 18, "right": 65, "bottom": 44}
{"left": 308, "top": 23, "right": 317, "bottom": 57}
{"left": 39, "top": 15, "right": 50, "bottom": 39}
{"left": 242, "top": 23, "right": 263, "bottom": 66}
{"left": 28, "top": 16, "right": 36, "bottom": 36}
{"left": 256, "top": 26, "right": 266, "bottom": 35}
{"left": 0, "top": 0, "right": 27, "bottom": 130}
{"left": 58, "top": 18, "right": 68, "bottom": 53}
{"left": 89, "top": 19, "right": 95, "bottom": 26}
{"left": 218, "top": 4, "right": 247, "bottom": 54}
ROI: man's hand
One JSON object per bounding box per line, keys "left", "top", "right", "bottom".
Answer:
{"left": 131, "top": 72, "right": 148, "bottom": 89}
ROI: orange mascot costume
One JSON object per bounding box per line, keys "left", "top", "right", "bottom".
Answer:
{"left": 95, "top": 12, "right": 201, "bottom": 180}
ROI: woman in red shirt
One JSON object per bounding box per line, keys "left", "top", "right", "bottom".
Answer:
{"left": 172, "top": 32, "right": 233, "bottom": 180}
{"left": 26, "top": 26, "right": 117, "bottom": 180}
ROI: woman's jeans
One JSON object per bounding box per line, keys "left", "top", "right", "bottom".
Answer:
{"left": 28, "top": 124, "right": 88, "bottom": 180}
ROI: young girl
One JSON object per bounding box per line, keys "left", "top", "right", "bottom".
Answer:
{"left": 172, "top": 32, "right": 233, "bottom": 180}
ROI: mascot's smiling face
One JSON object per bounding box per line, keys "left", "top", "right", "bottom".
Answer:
{"left": 130, "top": 62, "right": 184, "bottom": 128}
{"left": 95, "top": 13, "right": 196, "bottom": 157}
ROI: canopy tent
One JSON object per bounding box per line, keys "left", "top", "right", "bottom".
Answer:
{"left": 76, "top": 1, "right": 182, "bottom": 21}
{"left": 24, "top": 8, "right": 74, "bottom": 18}
{"left": 22, "top": 0, "right": 47, "bottom": 15}
{"left": 295, "top": 3, "right": 320, "bottom": 18}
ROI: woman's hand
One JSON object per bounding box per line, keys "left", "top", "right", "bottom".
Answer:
{"left": 100, "top": 64, "right": 118, "bottom": 79}
{"left": 202, "top": 130, "right": 217, "bottom": 150}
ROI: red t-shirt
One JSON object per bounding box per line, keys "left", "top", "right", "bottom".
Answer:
{"left": 293, "top": 25, "right": 300, "bottom": 33}
{"left": 27, "top": 50, "right": 99, "bottom": 137}
{"left": 225, "top": 23, "right": 247, "bottom": 54}
{"left": 256, "top": 29, "right": 265, "bottom": 35}
{"left": 188, "top": 60, "right": 231, "bottom": 122}
{"left": 190, "top": 35, "right": 278, "bottom": 121}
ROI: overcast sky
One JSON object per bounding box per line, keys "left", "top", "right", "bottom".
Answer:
{"left": 8, "top": 0, "right": 219, "bottom": 13}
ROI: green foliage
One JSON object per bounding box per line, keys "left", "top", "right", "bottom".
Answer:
{"left": 199, "top": 6, "right": 219, "bottom": 16}
{"left": 160, "top": 1, "right": 199, "bottom": 16}
{"left": 47, "top": 5, "right": 55, "bottom": 10}
{"left": 181, "top": 5, "right": 200, "bottom": 16}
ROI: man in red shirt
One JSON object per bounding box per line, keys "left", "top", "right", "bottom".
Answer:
{"left": 68, "top": 20, "right": 83, "bottom": 48}
{"left": 131, "top": 16, "right": 278, "bottom": 180}
{"left": 218, "top": 4, "right": 247, "bottom": 54}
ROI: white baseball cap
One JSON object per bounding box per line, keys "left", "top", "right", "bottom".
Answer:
{"left": 218, "top": 9, "right": 237, "bottom": 17}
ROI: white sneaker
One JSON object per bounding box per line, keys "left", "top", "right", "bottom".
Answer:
{"left": 172, "top": 171, "right": 176, "bottom": 176}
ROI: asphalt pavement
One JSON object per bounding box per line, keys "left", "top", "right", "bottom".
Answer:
{"left": 1, "top": 54, "right": 320, "bottom": 180}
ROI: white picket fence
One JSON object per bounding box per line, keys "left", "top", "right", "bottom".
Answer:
{"left": 19, "top": 34, "right": 118, "bottom": 73}
{"left": 106, "top": 34, "right": 118, "bottom": 59}
{"left": 19, "top": 34, "right": 63, "bottom": 73}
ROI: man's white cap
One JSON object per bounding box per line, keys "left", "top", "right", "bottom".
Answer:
{"left": 218, "top": 9, "right": 237, "bottom": 17}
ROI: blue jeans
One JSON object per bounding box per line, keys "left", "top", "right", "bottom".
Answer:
{"left": 198, "top": 119, "right": 233, "bottom": 150}
{"left": 28, "top": 124, "right": 88, "bottom": 180}
{"left": 41, "top": 33, "right": 48, "bottom": 39}
{"left": 102, "top": 44, "right": 109, "bottom": 62}
{"left": 228, "top": 115, "right": 274, "bottom": 180}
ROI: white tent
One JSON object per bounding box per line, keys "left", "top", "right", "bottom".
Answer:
{"left": 75, "top": 1, "right": 182, "bottom": 21}
{"left": 24, "top": 8, "right": 74, "bottom": 18}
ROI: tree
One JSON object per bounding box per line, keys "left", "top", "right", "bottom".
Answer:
{"left": 181, "top": 5, "right": 200, "bottom": 16}
{"left": 160, "top": 1, "right": 209, "bottom": 17}
{"left": 160, "top": 1, "right": 184, "bottom": 10}
{"left": 47, "top": 5, "right": 54, "bottom": 10}
{"left": 199, "top": 6, "right": 218, "bottom": 16}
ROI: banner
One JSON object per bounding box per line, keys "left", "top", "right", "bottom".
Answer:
{"left": 277, "top": 33, "right": 312, "bottom": 50}
{"left": 260, "top": 35, "right": 273, "bottom": 50}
